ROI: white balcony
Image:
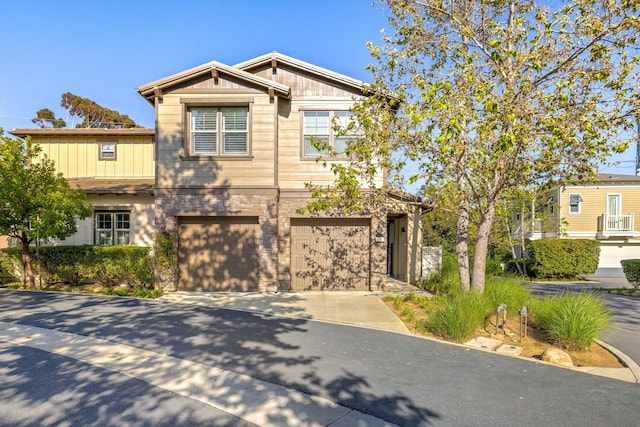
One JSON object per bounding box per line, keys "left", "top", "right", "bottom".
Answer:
{"left": 598, "top": 213, "right": 638, "bottom": 237}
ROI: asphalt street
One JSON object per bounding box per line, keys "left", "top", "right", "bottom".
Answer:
{"left": 1, "top": 289, "right": 639, "bottom": 426}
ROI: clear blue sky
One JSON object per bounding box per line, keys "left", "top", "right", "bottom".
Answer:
{"left": 0, "top": 0, "right": 637, "bottom": 175}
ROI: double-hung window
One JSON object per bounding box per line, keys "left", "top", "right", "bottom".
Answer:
{"left": 189, "top": 107, "right": 249, "bottom": 156}
{"left": 569, "top": 194, "right": 582, "bottom": 214}
{"left": 303, "top": 110, "right": 356, "bottom": 158}
{"left": 95, "top": 212, "right": 130, "bottom": 245}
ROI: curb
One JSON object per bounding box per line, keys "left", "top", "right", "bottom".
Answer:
{"left": 596, "top": 339, "right": 640, "bottom": 384}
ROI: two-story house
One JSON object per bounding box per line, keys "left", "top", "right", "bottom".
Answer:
{"left": 8, "top": 52, "right": 427, "bottom": 292}
{"left": 518, "top": 173, "right": 640, "bottom": 276}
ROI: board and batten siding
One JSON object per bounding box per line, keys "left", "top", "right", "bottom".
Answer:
{"left": 156, "top": 91, "right": 276, "bottom": 188}
{"left": 250, "top": 64, "right": 359, "bottom": 98}
{"left": 34, "top": 135, "right": 154, "bottom": 179}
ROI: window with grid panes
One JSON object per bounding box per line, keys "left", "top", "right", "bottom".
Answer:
{"left": 95, "top": 212, "right": 130, "bottom": 245}
{"left": 190, "top": 107, "right": 248, "bottom": 155}
{"left": 303, "top": 111, "right": 356, "bottom": 157}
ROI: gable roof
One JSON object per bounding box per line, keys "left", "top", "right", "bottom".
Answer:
{"left": 136, "top": 51, "right": 368, "bottom": 104}
{"left": 136, "top": 60, "right": 291, "bottom": 104}
{"left": 234, "top": 51, "right": 366, "bottom": 93}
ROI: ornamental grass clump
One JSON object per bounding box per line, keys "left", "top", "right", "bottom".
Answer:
{"left": 532, "top": 292, "right": 610, "bottom": 351}
{"left": 429, "top": 291, "right": 489, "bottom": 342}
{"left": 483, "top": 276, "right": 532, "bottom": 313}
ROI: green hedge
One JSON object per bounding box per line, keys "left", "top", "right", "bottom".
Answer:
{"left": 0, "top": 245, "right": 152, "bottom": 287}
{"left": 527, "top": 239, "right": 600, "bottom": 279}
{"left": 621, "top": 259, "right": 640, "bottom": 289}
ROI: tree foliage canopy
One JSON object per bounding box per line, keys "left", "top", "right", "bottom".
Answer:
{"left": 32, "top": 92, "right": 139, "bottom": 129}
{"left": 31, "top": 108, "right": 66, "bottom": 128}
{"left": 0, "top": 129, "right": 93, "bottom": 288}
{"left": 311, "top": 0, "right": 640, "bottom": 292}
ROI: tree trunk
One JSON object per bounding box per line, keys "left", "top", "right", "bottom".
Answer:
{"left": 21, "top": 232, "right": 35, "bottom": 290}
{"left": 521, "top": 202, "right": 528, "bottom": 276}
{"left": 505, "top": 217, "right": 524, "bottom": 275}
{"left": 456, "top": 198, "right": 471, "bottom": 291}
{"left": 471, "top": 202, "right": 497, "bottom": 293}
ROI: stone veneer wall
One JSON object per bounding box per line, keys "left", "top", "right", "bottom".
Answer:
{"left": 154, "top": 189, "right": 279, "bottom": 292}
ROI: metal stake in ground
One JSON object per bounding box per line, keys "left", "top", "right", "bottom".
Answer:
{"left": 495, "top": 303, "right": 507, "bottom": 335}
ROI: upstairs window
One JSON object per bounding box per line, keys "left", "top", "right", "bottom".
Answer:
{"left": 189, "top": 107, "right": 249, "bottom": 156}
{"left": 303, "top": 110, "right": 357, "bottom": 158}
{"left": 95, "top": 212, "right": 130, "bottom": 245}
{"left": 98, "top": 142, "right": 116, "bottom": 160}
{"left": 569, "top": 194, "right": 582, "bottom": 214}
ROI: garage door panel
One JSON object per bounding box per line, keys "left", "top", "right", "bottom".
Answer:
{"left": 291, "top": 218, "right": 370, "bottom": 291}
{"left": 178, "top": 217, "right": 259, "bottom": 292}
{"left": 599, "top": 245, "right": 640, "bottom": 268}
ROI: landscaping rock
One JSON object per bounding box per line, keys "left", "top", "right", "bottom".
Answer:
{"left": 541, "top": 348, "right": 573, "bottom": 367}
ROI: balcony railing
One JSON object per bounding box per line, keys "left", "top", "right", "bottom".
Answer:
{"left": 598, "top": 213, "right": 636, "bottom": 236}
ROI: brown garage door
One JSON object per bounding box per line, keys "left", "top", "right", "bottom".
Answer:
{"left": 290, "top": 218, "right": 370, "bottom": 291}
{"left": 178, "top": 217, "right": 259, "bottom": 291}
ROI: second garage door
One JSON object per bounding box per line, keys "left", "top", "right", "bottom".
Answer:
{"left": 290, "top": 218, "right": 370, "bottom": 291}
{"left": 178, "top": 217, "right": 259, "bottom": 292}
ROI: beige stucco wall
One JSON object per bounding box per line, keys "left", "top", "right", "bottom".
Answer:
{"left": 59, "top": 194, "right": 155, "bottom": 246}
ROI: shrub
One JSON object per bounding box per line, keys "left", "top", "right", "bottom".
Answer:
{"left": 428, "top": 291, "right": 489, "bottom": 341}
{"left": 621, "top": 259, "right": 640, "bottom": 290}
{"left": 0, "top": 246, "right": 152, "bottom": 288}
{"left": 531, "top": 292, "right": 610, "bottom": 351}
{"left": 485, "top": 258, "right": 504, "bottom": 276}
{"left": 527, "top": 239, "right": 600, "bottom": 279}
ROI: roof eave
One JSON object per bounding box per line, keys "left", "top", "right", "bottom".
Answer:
{"left": 136, "top": 60, "right": 291, "bottom": 103}
{"left": 9, "top": 128, "right": 155, "bottom": 138}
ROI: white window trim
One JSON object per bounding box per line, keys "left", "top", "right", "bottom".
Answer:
{"left": 568, "top": 193, "right": 582, "bottom": 214}
{"left": 606, "top": 193, "right": 622, "bottom": 216}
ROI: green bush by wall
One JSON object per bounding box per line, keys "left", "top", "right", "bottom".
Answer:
{"left": 527, "top": 239, "right": 600, "bottom": 279}
{"left": 621, "top": 259, "right": 640, "bottom": 289}
{"left": 0, "top": 245, "right": 152, "bottom": 287}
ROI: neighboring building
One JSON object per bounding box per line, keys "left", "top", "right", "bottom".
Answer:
{"left": 8, "top": 128, "right": 156, "bottom": 248}
{"left": 517, "top": 174, "right": 640, "bottom": 276}
{"left": 7, "top": 52, "right": 427, "bottom": 291}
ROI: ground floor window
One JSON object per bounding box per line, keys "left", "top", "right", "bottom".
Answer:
{"left": 95, "top": 212, "right": 130, "bottom": 245}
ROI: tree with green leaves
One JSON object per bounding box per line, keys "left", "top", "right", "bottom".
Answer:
{"left": 33, "top": 92, "right": 139, "bottom": 129}
{"left": 309, "top": 0, "right": 639, "bottom": 292}
{"left": 31, "top": 108, "right": 66, "bottom": 128}
{"left": 0, "top": 129, "right": 92, "bottom": 289}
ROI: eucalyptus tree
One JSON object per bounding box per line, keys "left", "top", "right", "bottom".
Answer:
{"left": 310, "top": 0, "right": 639, "bottom": 292}
{"left": 33, "top": 92, "right": 138, "bottom": 129}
